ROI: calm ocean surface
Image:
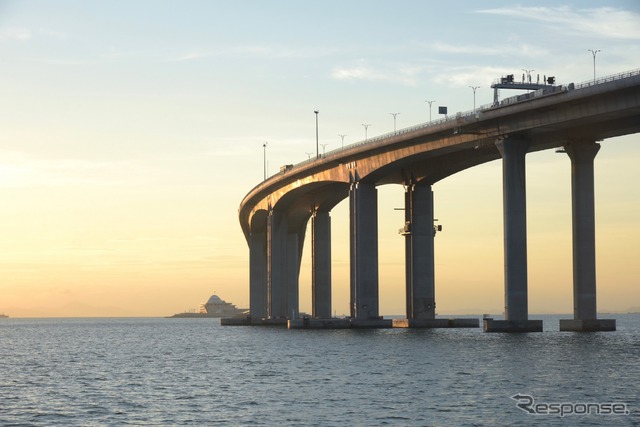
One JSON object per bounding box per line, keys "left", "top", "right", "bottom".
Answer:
{"left": 0, "top": 315, "right": 638, "bottom": 426}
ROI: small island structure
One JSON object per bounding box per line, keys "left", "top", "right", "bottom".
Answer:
{"left": 168, "top": 294, "right": 247, "bottom": 318}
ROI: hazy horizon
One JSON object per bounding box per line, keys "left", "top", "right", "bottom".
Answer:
{"left": 1, "top": 0, "right": 639, "bottom": 318}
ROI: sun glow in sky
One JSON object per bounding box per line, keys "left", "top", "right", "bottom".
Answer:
{"left": 1, "top": 0, "right": 639, "bottom": 317}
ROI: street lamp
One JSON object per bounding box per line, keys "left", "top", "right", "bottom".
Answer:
{"left": 314, "top": 110, "right": 319, "bottom": 159}
{"left": 362, "top": 123, "right": 371, "bottom": 141}
{"left": 305, "top": 152, "right": 313, "bottom": 160}
{"left": 338, "top": 134, "right": 347, "bottom": 150}
{"left": 262, "top": 142, "right": 268, "bottom": 180}
{"left": 469, "top": 86, "right": 480, "bottom": 110}
{"left": 425, "top": 100, "right": 435, "bottom": 123}
{"left": 320, "top": 143, "right": 329, "bottom": 156}
{"left": 390, "top": 112, "right": 400, "bottom": 132}
{"left": 588, "top": 49, "right": 601, "bottom": 82}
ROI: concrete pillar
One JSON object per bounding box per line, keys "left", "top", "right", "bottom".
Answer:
{"left": 286, "top": 231, "right": 300, "bottom": 319}
{"left": 268, "top": 209, "right": 288, "bottom": 318}
{"left": 567, "top": 142, "right": 599, "bottom": 320}
{"left": 496, "top": 136, "right": 530, "bottom": 321}
{"left": 249, "top": 230, "right": 268, "bottom": 319}
{"left": 349, "top": 182, "right": 379, "bottom": 320}
{"left": 405, "top": 183, "right": 436, "bottom": 319}
{"left": 560, "top": 142, "right": 615, "bottom": 331}
{"left": 404, "top": 189, "right": 412, "bottom": 317}
{"left": 485, "top": 136, "right": 542, "bottom": 332}
{"left": 312, "top": 210, "right": 332, "bottom": 319}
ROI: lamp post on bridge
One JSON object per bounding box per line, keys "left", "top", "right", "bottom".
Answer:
{"left": 390, "top": 112, "right": 400, "bottom": 132}
{"left": 305, "top": 152, "right": 313, "bottom": 160}
{"left": 588, "top": 49, "right": 601, "bottom": 82}
{"left": 320, "top": 143, "right": 329, "bottom": 156}
{"left": 522, "top": 68, "right": 534, "bottom": 83}
{"left": 362, "top": 123, "right": 371, "bottom": 141}
{"left": 425, "top": 100, "right": 435, "bottom": 123}
{"left": 314, "top": 110, "right": 319, "bottom": 159}
{"left": 339, "top": 134, "right": 347, "bottom": 150}
{"left": 262, "top": 142, "right": 268, "bottom": 181}
{"left": 469, "top": 86, "right": 480, "bottom": 110}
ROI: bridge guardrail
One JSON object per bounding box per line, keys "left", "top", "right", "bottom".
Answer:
{"left": 309, "top": 67, "right": 640, "bottom": 166}
{"left": 250, "top": 67, "right": 640, "bottom": 195}
{"left": 573, "top": 68, "right": 640, "bottom": 90}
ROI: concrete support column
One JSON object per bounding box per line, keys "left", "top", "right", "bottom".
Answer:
{"left": 404, "top": 189, "right": 412, "bottom": 317}
{"left": 249, "top": 230, "right": 268, "bottom": 319}
{"left": 560, "top": 141, "right": 615, "bottom": 331}
{"left": 268, "top": 209, "right": 288, "bottom": 318}
{"left": 485, "top": 136, "right": 542, "bottom": 332}
{"left": 349, "top": 182, "right": 379, "bottom": 320}
{"left": 312, "top": 210, "right": 332, "bottom": 319}
{"left": 567, "top": 142, "right": 599, "bottom": 320}
{"left": 405, "top": 183, "right": 436, "bottom": 319}
{"left": 286, "top": 232, "right": 300, "bottom": 319}
{"left": 496, "top": 136, "right": 530, "bottom": 321}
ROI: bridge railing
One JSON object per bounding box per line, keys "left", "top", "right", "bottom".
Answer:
{"left": 260, "top": 67, "right": 640, "bottom": 183}
{"left": 573, "top": 67, "right": 640, "bottom": 90}
{"left": 317, "top": 108, "right": 485, "bottom": 162}
{"left": 316, "top": 67, "right": 640, "bottom": 162}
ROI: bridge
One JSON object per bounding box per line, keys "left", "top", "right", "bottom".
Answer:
{"left": 234, "top": 68, "right": 640, "bottom": 332}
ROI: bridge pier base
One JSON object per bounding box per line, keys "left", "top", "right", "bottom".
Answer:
{"left": 349, "top": 182, "right": 380, "bottom": 320}
{"left": 404, "top": 183, "right": 436, "bottom": 319}
{"left": 560, "top": 141, "right": 615, "bottom": 331}
{"left": 490, "top": 136, "right": 542, "bottom": 332}
{"left": 559, "top": 318, "right": 616, "bottom": 332}
{"left": 483, "top": 318, "right": 543, "bottom": 332}
{"left": 312, "top": 210, "right": 332, "bottom": 319}
{"left": 393, "top": 318, "right": 479, "bottom": 328}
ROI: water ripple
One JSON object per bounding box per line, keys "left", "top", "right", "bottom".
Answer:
{"left": 0, "top": 315, "right": 638, "bottom": 426}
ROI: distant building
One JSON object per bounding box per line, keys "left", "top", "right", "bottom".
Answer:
{"left": 202, "top": 295, "right": 246, "bottom": 317}
{"left": 169, "top": 294, "right": 247, "bottom": 318}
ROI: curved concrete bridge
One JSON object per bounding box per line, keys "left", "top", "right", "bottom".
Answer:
{"left": 238, "top": 69, "right": 640, "bottom": 332}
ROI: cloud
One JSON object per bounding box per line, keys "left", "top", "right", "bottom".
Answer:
{"left": 0, "top": 27, "right": 67, "bottom": 42}
{"left": 432, "top": 66, "right": 512, "bottom": 88}
{"left": 331, "top": 61, "right": 425, "bottom": 85}
{"left": 0, "top": 151, "right": 144, "bottom": 188}
{"left": 31, "top": 58, "right": 94, "bottom": 66}
{"left": 331, "top": 65, "right": 387, "bottom": 81}
{"left": 432, "top": 42, "right": 548, "bottom": 57}
{"left": 477, "top": 6, "right": 640, "bottom": 40}
{"left": 168, "top": 44, "right": 339, "bottom": 62}
{"left": 169, "top": 49, "right": 212, "bottom": 62}
{"left": 0, "top": 27, "right": 32, "bottom": 41}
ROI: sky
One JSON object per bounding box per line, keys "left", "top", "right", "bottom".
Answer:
{"left": 1, "top": 0, "right": 639, "bottom": 317}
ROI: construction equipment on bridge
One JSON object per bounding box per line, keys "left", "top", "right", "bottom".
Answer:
{"left": 491, "top": 73, "right": 557, "bottom": 106}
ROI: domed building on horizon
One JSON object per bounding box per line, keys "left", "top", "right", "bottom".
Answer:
{"left": 201, "top": 294, "right": 246, "bottom": 317}
{"left": 170, "top": 294, "right": 247, "bottom": 318}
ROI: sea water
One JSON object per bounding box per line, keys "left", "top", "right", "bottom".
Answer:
{"left": 0, "top": 315, "right": 638, "bottom": 426}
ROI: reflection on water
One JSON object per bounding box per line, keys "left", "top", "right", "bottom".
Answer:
{"left": 0, "top": 315, "right": 638, "bottom": 426}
